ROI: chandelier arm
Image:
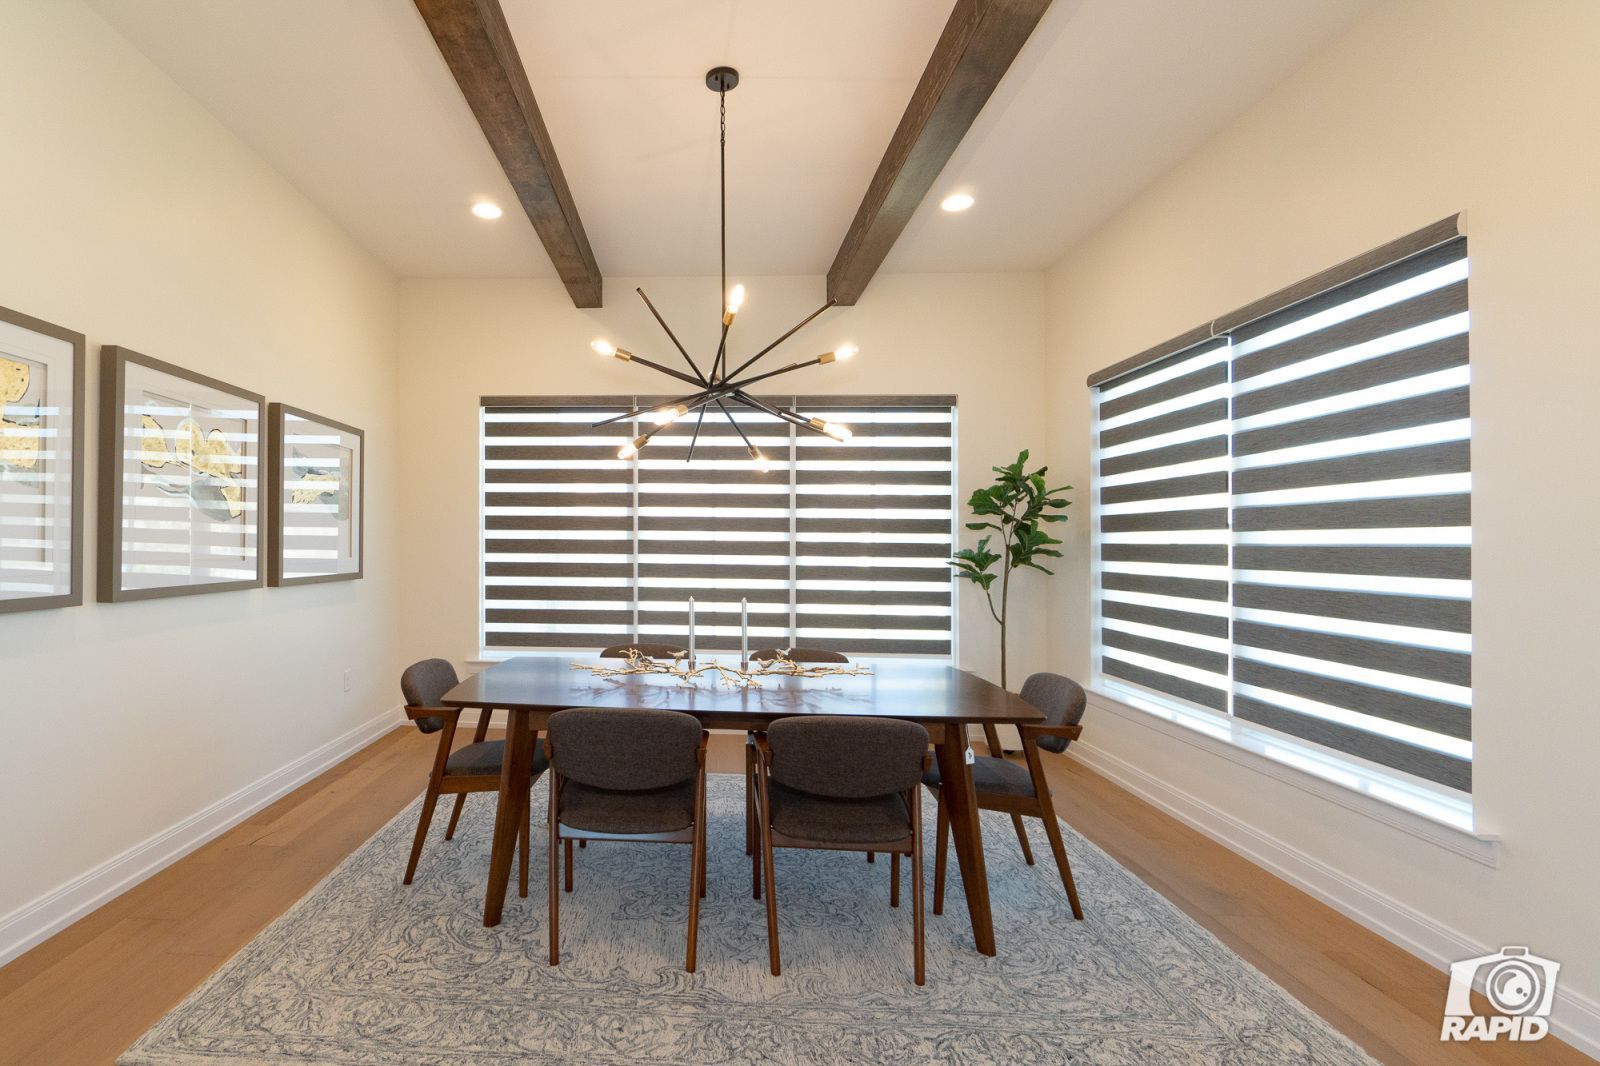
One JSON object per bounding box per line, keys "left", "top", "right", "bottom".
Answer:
{"left": 729, "top": 354, "right": 830, "bottom": 391}
{"left": 712, "top": 321, "right": 731, "bottom": 384}
{"left": 591, "top": 387, "right": 721, "bottom": 428}
{"left": 715, "top": 398, "right": 757, "bottom": 454}
{"left": 685, "top": 405, "right": 710, "bottom": 462}
{"left": 636, "top": 287, "right": 707, "bottom": 383}
{"left": 626, "top": 352, "right": 708, "bottom": 389}
{"left": 731, "top": 390, "right": 815, "bottom": 431}
{"left": 724, "top": 300, "right": 836, "bottom": 380}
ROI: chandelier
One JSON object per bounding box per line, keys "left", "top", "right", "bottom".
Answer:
{"left": 589, "top": 66, "right": 855, "bottom": 465}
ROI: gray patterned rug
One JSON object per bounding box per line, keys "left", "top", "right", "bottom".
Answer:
{"left": 121, "top": 776, "right": 1374, "bottom": 1065}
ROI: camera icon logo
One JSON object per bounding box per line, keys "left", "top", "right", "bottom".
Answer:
{"left": 1441, "top": 946, "right": 1560, "bottom": 1042}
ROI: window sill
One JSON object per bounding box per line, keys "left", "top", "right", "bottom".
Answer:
{"left": 1085, "top": 681, "right": 1501, "bottom": 867}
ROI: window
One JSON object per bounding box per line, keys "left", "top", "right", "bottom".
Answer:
{"left": 481, "top": 396, "right": 957, "bottom": 659}
{"left": 1092, "top": 225, "right": 1471, "bottom": 794}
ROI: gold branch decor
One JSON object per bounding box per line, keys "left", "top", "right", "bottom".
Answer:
{"left": 573, "top": 649, "right": 869, "bottom": 689}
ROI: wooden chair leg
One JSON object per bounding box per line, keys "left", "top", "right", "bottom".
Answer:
{"left": 890, "top": 852, "right": 900, "bottom": 908}
{"left": 444, "top": 793, "right": 468, "bottom": 840}
{"left": 579, "top": 840, "right": 586, "bottom": 849}
{"left": 1011, "top": 813, "right": 1034, "bottom": 865}
{"left": 564, "top": 838, "right": 574, "bottom": 893}
{"left": 911, "top": 790, "right": 925, "bottom": 986}
{"left": 867, "top": 852, "right": 875, "bottom": 863}
{"left": 757, "top": 771, "right": 781, "bottom": 976}
{"left": 981, "top": 723, "right": 1006, "bottom": 757}
{"left": 1025, "top": 741, "right": 1085, "bottom": 920}
{"left": 548, "top": 777, "right": 561, "bottom": 966}
{"left": 933, "top": 791, "right": 949, "bottom": 916}
{"left": 744, "top": 738, "right": 755, "bottom": 857}
{"left": 686, "top": 769, "right": 706, "bottom": 972}
{"left": 518, "top": 797, "right": 529, "bottom": 898}
{"left": 403, "top": 788, "right": 441, "bottom": 885}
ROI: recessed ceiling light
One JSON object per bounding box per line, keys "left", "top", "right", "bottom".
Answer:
{"left": 471, "top": 201, "right": 503, "bottom": 220}
{"left": 940, "top": 192, "right": 975, "bottom": 213}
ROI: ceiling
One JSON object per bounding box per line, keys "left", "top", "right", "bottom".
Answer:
{"left": 88, "top": 0, "right": 1374, "bottom": 283}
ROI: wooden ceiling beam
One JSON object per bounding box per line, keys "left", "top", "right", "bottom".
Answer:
{"left": 826, "top": 0, "right": 1052, "bottom": 306}
{"left": 415, "top": 0, "right": 603, "bottom": 306}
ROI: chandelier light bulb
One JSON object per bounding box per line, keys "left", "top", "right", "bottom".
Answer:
{"left": 833, "top": 344, "right": 857, "bottom": 361}
{"left": 723, "top": 283, "right": 746, "bottom": 326}
{"left": 618, "top": 435, "right": 650, "bottom": 461}
{"left": 591, "top": 339, "right": 617, "bottom": 357}
{"left": 747, "top": 444, "right": 769, "bottom": 472}
{"left": 825, "top": 423, "right": 853, "bottom": 442}
{"left": 649, "top": 404, "right": 689, "bottom": 426}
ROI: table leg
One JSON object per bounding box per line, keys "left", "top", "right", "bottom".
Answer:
{"left": 484, "top": 708, "right": 534, "bottom": 927}
{"left": 935, "top": 723, "right": 996, "bottom": 955}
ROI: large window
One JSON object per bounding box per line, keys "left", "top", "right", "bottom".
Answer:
{"left": 480, "top": 396, "right": 957, "bottom": 659}
{"left": 1092, "top": 226, "right": 1471, "bottom": 794}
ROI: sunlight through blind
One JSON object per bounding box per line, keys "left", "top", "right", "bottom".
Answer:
{"left": 1093, "top": 236, "right": 1472, "bottom": 792}
{"left": 482, "top": 396, "right": 956, "bottom": 658}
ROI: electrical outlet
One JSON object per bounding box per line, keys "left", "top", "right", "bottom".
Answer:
{"left": 342, "top": 668, "right": 352, "bottom": 693}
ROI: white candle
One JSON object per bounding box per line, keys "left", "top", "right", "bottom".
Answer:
{"left": 741, "top": 597, "right": 749, "bottom": 666}
{"left": 688, "top": 596, "right": 696, "bottom": 662}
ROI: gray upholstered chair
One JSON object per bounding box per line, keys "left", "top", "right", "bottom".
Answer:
{"left": 743, "top": 648, "right": 851, "bottom": 860}
{"left": 400, "top": 658, "right": 547, "bottom": 894}
{"left": 924, "top": 671, "right": 1086, "bottom": 920}
{"left": 599, "top": 642, "right": 689, "bottom": 659}
{"left": 750, "top": 716, "right": 931, "bottom": 985}
{"left": 546, "top": 708, "right": 709, "bottom": 971}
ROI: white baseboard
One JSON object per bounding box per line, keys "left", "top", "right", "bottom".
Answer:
{"left": 0, "top": 705, "right": 406, "bottom": 968}
{"left": 1066, "top": 738, "right": 1600, "bottom": 1060}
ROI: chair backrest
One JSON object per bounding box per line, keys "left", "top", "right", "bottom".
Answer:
{"left": 751, "top": 647, "right": 850, "bottom": 664}
{"left": 1019, "top": 672, "right": 1087, "bottom": 753}
{"left": 400, "top": 658, "right": 459, "bottom": 735}
{"left": 599, "top": 643, "right": 688, "bottom": 660}
{"left": 766, "top": 716, "right": 927, "bottom": 799}
{"left": 548, "top": 708, "right": 702, "bottom": 791}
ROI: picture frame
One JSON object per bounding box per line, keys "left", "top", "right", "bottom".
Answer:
{"left": 0, "top": 305, "right": 86, "bottom": 614}
{"left": 98, "top": 346, "right": 265, "bottom": 602}
{"left": 266, "top": 403, "right": 364, "bottom": 586}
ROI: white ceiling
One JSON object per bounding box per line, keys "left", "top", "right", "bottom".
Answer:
{"left": 88, "top": 0, "right": 1373, "bottom": 283}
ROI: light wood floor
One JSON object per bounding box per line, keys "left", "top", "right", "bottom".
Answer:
{"left": 0, "top": 727, "right": 1589, "bottom": 1065}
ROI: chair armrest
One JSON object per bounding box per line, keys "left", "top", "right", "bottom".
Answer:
{"left": 753, "top": 733, "right": 774, "bottom": 769}
{"left": 404, "top": 705, "right": 462, "bottom": 724}
{"left": 1019, "top": 722, "right": 1082, "bottom": 743}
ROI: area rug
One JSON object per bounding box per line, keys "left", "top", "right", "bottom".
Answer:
{"left": 121, "top": 776, "right": 1374, "bottom": 1064}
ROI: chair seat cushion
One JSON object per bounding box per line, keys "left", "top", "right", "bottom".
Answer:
{"left": 767, "top": 781, "right": 912, "bottom": 845}
{"left": 559, "top": 779, "right": 695, "bottom": 835}
{"left": 444, "top": 739, "right": 548, "bottom": 780}
{"left": 922, "top": 754, "right": 1036, "bottom": 798}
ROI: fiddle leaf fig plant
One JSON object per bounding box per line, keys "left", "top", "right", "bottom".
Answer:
{"left": 951, "top": 450, "right": 1071, "bottom": 690}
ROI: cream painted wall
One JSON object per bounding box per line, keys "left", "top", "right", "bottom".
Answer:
{"left": 1042, "top": 0, "right": 1600, "bottom": 1029}
{"left": 396, "top": 272, "right": 1050, "bottom": 683}
{"left": 0, "top": 0, "right": 401, "bottom": 929}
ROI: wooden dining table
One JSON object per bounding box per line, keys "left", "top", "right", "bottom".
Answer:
{"left": 442, "top": 655, "right": 1043, "bottom": 956}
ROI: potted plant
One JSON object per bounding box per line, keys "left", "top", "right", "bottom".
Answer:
{"left": 951, "top": 450, "right": 1071, "bottom": 698}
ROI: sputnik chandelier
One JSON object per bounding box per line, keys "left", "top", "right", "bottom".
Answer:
{"left": 589, "top": 66, "right": 856, "bottom": 466}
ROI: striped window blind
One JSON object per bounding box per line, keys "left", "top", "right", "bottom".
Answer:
{"left": 1093, "top": 234, "right": 1472, "bottom": 793}
{"left": 482, "top": 396, "right": 956, "bottom": 658}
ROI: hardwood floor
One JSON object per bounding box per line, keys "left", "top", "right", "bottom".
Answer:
{"left": 0, "top": 727, "right": 1590, "bottom": 1065}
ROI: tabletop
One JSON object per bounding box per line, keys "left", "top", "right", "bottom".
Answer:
{"left": 443, "top": 655, "right": 1045, "bottom": 727}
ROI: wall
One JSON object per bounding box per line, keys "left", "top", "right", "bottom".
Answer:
{"left": 0, "top": 0, "right": 401, "bottom": 956}
{"left": 396, "top": 272, "right": 1049, "bottom": 683}
{"left": 1041, "top": 0, "right": 1600, "bottom": 1044}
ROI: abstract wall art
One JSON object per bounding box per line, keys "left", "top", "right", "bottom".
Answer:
{"left": 0, "top": 305, "right": 85, "bottom": 613}
{"left": 99, "top": 347, "right": 265, "bottom": 602}
{"left": 266, "top": 404, "right": 363, "bottom": 586}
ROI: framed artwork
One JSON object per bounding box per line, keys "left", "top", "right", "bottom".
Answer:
{"left": 266, "top": 403, "right": 364, "bottom": 586}
{"left": 0, "top": 305, "right": 86, "bottom": 613}
{"left": 98, "top": 347, "right": 265, "bottom": 602}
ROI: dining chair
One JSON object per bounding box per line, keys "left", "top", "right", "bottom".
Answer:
{"left": 400, "top": 658, "right": 545, "bottom": 896}
{"left": 599, "top": 642, "right": 689, "bottom": 659}
{"left": 743, "top": 648, "right": 850, "bottom": 860}
{"left": 925, "top": 671, "right": 1086, "bottom": 920}
{"left": 546, "top": 707, "right": 710, "bottom": 971}
{"left": 750, "top": 716, "right": 931, "bottom": 985}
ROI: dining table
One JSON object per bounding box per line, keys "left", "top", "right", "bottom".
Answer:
{"left": 442, "top": 655, "right": 1044, "bottom": 957}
